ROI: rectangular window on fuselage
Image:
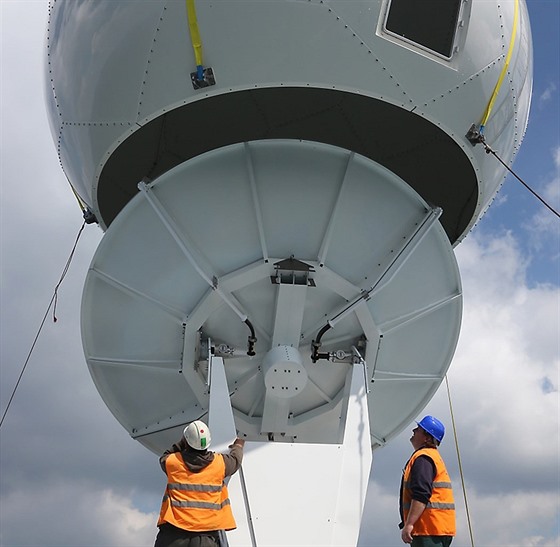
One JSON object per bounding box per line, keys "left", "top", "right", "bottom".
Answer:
{"left": 384, "top": 0, "right": 462, "bottom": 58}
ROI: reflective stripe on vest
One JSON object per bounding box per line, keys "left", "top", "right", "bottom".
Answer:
{"left": 403, "top": 502, "right": 455, "bottom": 510}
{"left": 170, "top": 499, "right": 231, "bottom": 510}
{"left": 168, "top": 482, "right": 223, "bottom": 492}
{"left": 402, "top": 448, "right": 456, "bottom": 536}
{"left": 403, "top": 481, "right": 453, "bottom": 490}
{"left": 157, "top": 452, "right": 237, "bottom": 532}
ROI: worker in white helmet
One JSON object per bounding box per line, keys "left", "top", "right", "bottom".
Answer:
{"left": 154, "top": 420, "right": 245, "bottom": 547}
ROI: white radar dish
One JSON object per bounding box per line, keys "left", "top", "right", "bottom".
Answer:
{"left": 81, "top": 139, "right": 461, "bottom": 454}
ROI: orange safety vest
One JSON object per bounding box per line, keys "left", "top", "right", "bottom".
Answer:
{"left": 402, "top": 447, "right": 456, "bottom": 536}
{"left": 157, "top": 452, "right": 237, "bottom": 532}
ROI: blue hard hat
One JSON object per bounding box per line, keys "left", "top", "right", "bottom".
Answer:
{"left": 417, "top": 415, "right": 445, "bottom": 442}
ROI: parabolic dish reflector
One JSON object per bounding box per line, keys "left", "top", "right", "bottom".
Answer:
{"left": 82, "top": 139, "right": 461, "bottom": 454}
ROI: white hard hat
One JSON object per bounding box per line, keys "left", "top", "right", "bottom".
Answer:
{"left": 184, "top": 420, "right": 211, "bottom": 450}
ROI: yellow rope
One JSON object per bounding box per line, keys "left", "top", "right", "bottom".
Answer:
{"left": 445, "top": 374, "right": 475, "bottom": 547}
{"left": 186, "top": 0, "right": 204, "bottom": 68}
{"left": 68, "top": 180, "right": 88, "bottom": 212}
{"left": 480, "top": 0, "right": 519, "bottom": 129}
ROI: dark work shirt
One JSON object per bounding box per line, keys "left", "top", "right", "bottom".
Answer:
{"left": 409, "top": 455, "right": 436, "bottom": 504}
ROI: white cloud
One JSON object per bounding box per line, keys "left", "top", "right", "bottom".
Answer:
{"left": 543, "top": 178, "right": 560, "bottom": 207}
{"left": 541, "top": 147, "right": 560, "bottom": 206}
{"left": 0, "top": 482, "right": 157, "bottom": 547}
{"left": 553, "top": 146, "right": 560, "bottom": 169}
{"left": 466, "top": 489, "right": 560, "bottom": 547}
{"left": 452, "top": 234, "right": 559, "bottom": 472}
{"left": 538, "top": 82, "right": 557, "bottom": 108}
{"left": 523, "top": 147, "right": 560, "bottom": 254}
{"left": 94, "top": 489, "right": 158, "bottom": 546}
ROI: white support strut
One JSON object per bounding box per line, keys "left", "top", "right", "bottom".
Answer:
{"left": 225, "top": 360, "right": 373, "bottom": 547}
{"left": 207, "top": 353, "right": 257, "bottom": 546}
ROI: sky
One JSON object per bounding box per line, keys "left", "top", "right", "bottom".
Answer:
{"left": 0, "top": 1, "right": 558, "bottom": 547}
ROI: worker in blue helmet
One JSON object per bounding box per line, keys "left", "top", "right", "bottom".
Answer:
{"left": 399, "top": 416, "right": 456, "bottom": 546}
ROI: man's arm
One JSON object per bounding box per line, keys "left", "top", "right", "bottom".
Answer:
{"left": 222, "top": 438, "right": 245, "bottom": 476}
{"left": 401, "top": 500, "right": 427, "bottom": 544}
{"left": 159, "top": 436, "right": 189, "bottom": 472}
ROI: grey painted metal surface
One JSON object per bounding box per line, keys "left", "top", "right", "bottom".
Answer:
{"left": 45, "top": 0, "right": 532, "bottom": 243}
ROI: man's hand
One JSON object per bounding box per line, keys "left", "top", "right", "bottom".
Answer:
{"left": 230, "top": 438, "right": 245, "bottom": 448}
{"left": 401, "top": 523, "right": 414, "bottom": 544}
{"left": 401, "top": 499, "right": 425, "bottom": 543}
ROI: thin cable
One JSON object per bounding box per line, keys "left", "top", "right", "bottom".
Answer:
{"left": 445, "top": 375, "right": 475, "bottom": 547}
{"left": 0, "top": 220, "right": 86, "bottom": 430}
{"left": 482, "top": 141, "right": 560, "bottom": 219}
{"left": 53, "top": 221, "right": 86, "bottom": 321}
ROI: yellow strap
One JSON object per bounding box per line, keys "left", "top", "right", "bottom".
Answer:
{"left": 186, "top": 0, "right": 204, "bottom": 67}
{"left": 68, "top": 180, "right": 88, "bottom": 212}
{"left": 480, "top": 0, "right": 519, "bottom": 128}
